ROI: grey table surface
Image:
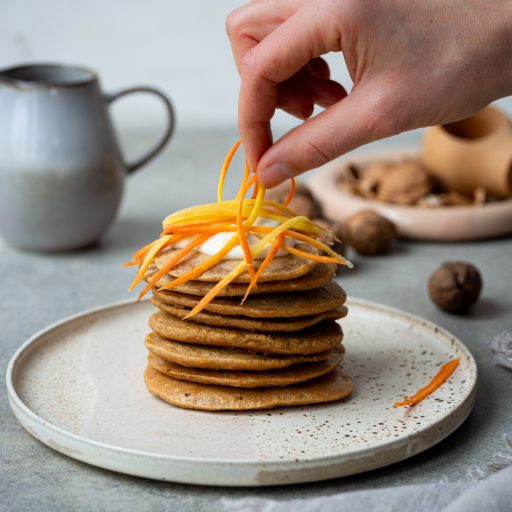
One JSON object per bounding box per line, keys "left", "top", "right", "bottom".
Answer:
{"left": 1, "top": 129, "right": 512, "bottom": 512}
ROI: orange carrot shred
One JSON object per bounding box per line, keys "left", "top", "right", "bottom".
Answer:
{"left": 252, "top": 179, "right": 259, "bottom": 199}
{"left": 242, "top": 234, "right": 284, "bottom": 304}
{"left": 126, "top": 139, "right": 353, "bottom": 313}
{"left": 281, "top": 245, "right": 344, "bottom": 264}
{"left": 129, "top": 234, "right": 178, "bottom": 291}
{"left": 218, "top": 139, "right": 242, "bottom": 203}
{"left": 156, "top": 235, "right": 240, "bottom": 292}
{"left": 183, "top": 267, "right": 242, "bottom": 319}
{"left": 237, "top": 174, "right": 257, "bottom": 279}
{"left": 394, "top": 358, "right": 460, "bottom": 407}
{"left": 284, "top": 177, "right": 296, "bottom": 206}
{"left": 235, "top": 160, "right": 252, "bottom": 201}
{"left": 137, "top": 234, "right": 209, "bottom": 300}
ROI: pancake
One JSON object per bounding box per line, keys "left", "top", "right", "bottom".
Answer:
{"left": 148, "top": 346, "right": 344, "bottom": 388}
{"left": 153, "top": 281, "right": 346, "bottom": 318}
{"left": 145, "top": 262, "right": 336, "bottom": 297}
{"left": 149, "top": 312, "right": 343, "bottom": 354}
{"left": 144, "top": 364, "right": 353, "bottom": 411}
{"left": 150, "top": 301, "right": 348, "bottom": 332}
{"left": 145, "top": 332, "right": 335, "bottom": 370}
{"left": 154, "top": 243, "right": 318, "bottom": 283}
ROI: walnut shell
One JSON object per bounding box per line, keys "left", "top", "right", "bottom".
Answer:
{"left": 266, "top": 180, "right": 320, "bottom": 218}
{"left": 377, "top": 161, "right": 433, "bottom": 205}
{"left": 287, "top": 194, "right": 321, "bottom": 218}
{"left": 345, "top": 210, "right": 396, "bottom": 255}
{"left": 428, "top": 261, "right": 482, "bottom": 313}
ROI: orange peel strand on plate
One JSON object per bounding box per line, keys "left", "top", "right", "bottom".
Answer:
{"left": 394, "top": 358, "right": 460, "bottom": 407}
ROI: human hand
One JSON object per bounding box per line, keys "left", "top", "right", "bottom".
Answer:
{"left": 226, "top": 0, "right": 512, "bottom": 187}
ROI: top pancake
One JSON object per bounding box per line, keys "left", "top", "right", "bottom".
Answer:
{"left": 145, "top": 262, "right": 336, "bottom": 297}
{"left": 154, "top": 243, "right": 318, "bottom": 283}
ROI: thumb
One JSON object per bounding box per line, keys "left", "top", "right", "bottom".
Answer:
{"left": 256, "top": 86, "right": 397, "bottom": 188}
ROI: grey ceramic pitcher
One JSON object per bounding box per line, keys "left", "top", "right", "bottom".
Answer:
{"left": 0, "top": 63, "right": 174, "bottom": 251}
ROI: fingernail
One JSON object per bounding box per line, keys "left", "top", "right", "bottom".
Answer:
{"left": 259, "top": 163, "right": 294, "bottom": 188}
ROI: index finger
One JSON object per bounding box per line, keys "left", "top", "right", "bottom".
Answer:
{"left": 238, "top": 3, "right": 343, "bottom": 169}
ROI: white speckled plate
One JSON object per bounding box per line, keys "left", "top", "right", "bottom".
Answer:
{"left": 6, "top": 297, "right": 476, "bottom": 486}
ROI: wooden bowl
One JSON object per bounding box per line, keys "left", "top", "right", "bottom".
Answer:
{"left": 309, "top": 150, "right": 512, "bottom": 241}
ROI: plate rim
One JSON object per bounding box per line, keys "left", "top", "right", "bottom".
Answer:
{"left": 6, "top": 297, "right": 478, "bottom": 482}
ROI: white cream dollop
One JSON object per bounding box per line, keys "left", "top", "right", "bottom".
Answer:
{"left": 174, "top": 218, "right": 295, "bottom": 260}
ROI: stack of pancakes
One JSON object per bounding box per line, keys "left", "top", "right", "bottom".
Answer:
{"left": 144, "top": 243, "right": 352, "bottom": 411}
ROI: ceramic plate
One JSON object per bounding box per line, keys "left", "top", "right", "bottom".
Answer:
{"left": 309, "top": 150, "right": 512, "bottom": 241}
{"left": 6, "top": 297, "right": 476, "bottom": 486}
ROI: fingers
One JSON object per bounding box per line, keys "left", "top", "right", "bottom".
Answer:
{"left": 306, "top": 75, "right": 347, "bottom": 107}
{"left": 238, "top": 3, "right": 344, "bottom": 169}
{"left": 240, "top": 3, "right": 342, "bottom": 84}
{"left": 278, "top": 73, "right": 347, "bottom": 119}
{"left": 309, "top": 58, "right": 331, "bottom": 80}
{"left": 256, "top": 85, "right": 397, "bottom": 187}
{"left": 226, "top": 0, "right": 302, "bottom": 73}
{"left": 278, "top": 78, "right": 314, "bottom": 120}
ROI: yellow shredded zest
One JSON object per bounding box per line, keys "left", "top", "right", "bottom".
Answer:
{"left": 125, "top": 140, "right": 352, "bottom": 316}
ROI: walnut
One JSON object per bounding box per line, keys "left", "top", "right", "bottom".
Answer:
{"left": 266, "top": 180, "right": 320, "bottom": 218}
{"left": 359, "top": 162, "right": 393, "bottom": 199}
{"left": 312, "top": 218, "right": 346, "bottom": 256}
{"left": 376, "top": 160, "right": 433, "bottom": 205}
{"left": 345, "top": 210, "right": 396, "bottom": 255}
{"left": 287, "top": 193, "right": 321, "bottom": 218}
{"left": 439, "top": 191, "right": 473, "bottom": 207}
{"left": 428, "top": 261, "right": 482, "bottom": 313}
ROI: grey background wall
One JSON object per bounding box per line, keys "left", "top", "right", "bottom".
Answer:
{"left": 1, "top": 0, "right": 511, "bottom": 136}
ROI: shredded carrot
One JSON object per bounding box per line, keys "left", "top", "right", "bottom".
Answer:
{"left": 163, "top": 226, "right": 234, "bottom": 236}
{"left": 156, "top": 234, "right": 240, "bottom": 292}
{"left": 284, "top": 178, "right": 296, "bottom": 206}
{"left": 137, "top": 234, "right": 211, "bottom": 300}
{"left": 126, "top": 140, "right": 352, "bottom": 316}
{"left": 237, "top": 174, "right": 258, "bottom": 279}
{"left": 242, "top": 234, "right": 284, "bottom": 303}
{"left": 183, "top": 264, "right": 245, "bottom": 319}
{"left": 183, "top": 216, "right": 308, "bottom": 317}
{"left": 394, "top": 358, "right": 460, "bottom": 407}
{"left": 235, "top": 160, "right": 252, "bottom": 201}
{"left": 252, "top": 227, "right": 348, "bottom": 264}
{"left": 217, "top": 139, "right": 242, "bottom": 203}
{"left": 252, "top": 180, "right": 259, "bottom": 199}
{"left": 282, "top": 245, "right": 346, "bottom": 265}
{"left": 129, "top": 235, "right": 176, "bottom": 291}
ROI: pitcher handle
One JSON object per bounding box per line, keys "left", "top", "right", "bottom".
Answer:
{"left": 105, "top": 86, "right": 175, "bottom": 174}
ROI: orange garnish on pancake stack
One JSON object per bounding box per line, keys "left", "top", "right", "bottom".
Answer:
{"left": 125, "top": 140, "right": 352, "bottom": 317}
